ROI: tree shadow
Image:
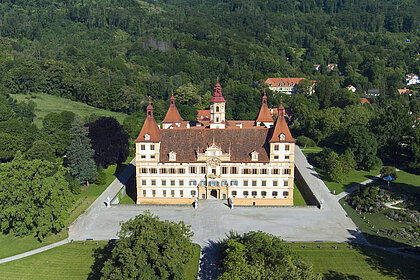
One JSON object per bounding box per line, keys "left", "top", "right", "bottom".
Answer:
{"left": 87, "top": 240, "right": 116, "bottom": 280}
{"left": 323, "top": 271, "right": 361, "bottom": 280}
{"left": 124, "top": 174, "right": 137, "bottom": 203}
{"left": 198, "top": 240, "right": 221, "bottom": 280}
{"left": 114, "top": 161, "right": 135, "bottom": 186}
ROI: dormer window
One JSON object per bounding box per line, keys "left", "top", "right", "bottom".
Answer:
{"left": 169, "top": 151, "right": 176, "bottom": 161}
{"left": 144, "top": 134, "right": 150, "bottom": 141}
{"left": 280, "top": 133, "right": 286, "bottom": 141}
{"left": 251, "top": 151, "right": 259, "bottom": 161}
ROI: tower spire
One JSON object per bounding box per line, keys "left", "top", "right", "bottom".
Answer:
{"left": 278, "top": 96, "right": 285, "bottom": 117}
{"left": 147, "top": 96, "right": 153, "bottom": 117}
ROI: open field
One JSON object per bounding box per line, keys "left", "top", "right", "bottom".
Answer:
{"left": 289, "top": 242, "right": 420, "bottom": 279}
{"left": 341, "top": 170, "right": 420, "bottom": 247}
{"left": 293, "top": 183, "right": 308, "bottom": 206}
{"left": 10, "top": 93, "right": 127, "bottom": 127}
{"left": 0, "top": 241, "right": 201, "bottom": 280}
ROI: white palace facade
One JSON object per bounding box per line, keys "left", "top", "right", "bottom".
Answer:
{"left": 135, "top": 80, "right": 295, "bottom": 206}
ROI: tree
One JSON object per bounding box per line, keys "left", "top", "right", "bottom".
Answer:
{"left": 66, "top": 117, "right": 97, "bottom": 185}
{"left": 325, "top": 151, "right": 345, "bottom": 183}
{"left": 0, "top": 153, "right": 73, "bottom": 238}
{"left": 0, "top": 133, "right": 25, "bottom": 162}
{"left": 26, "top": 140, "right": 55, "bottom": 162}
{"left": 345, "top": 126, "right": 381, "bottom": 170}
{"left": 98, "top": 211, "right": 195, "bottom": 280}
{"left": 218, "top": 231, "right": 320, "bottom": 280}
{"left": 87, "top": 117, "right": 129, "bottom": 168}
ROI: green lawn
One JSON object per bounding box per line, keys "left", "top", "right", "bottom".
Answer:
{"left": 340, "top": 170, "right": 420, "bottom": 247}
{"left": 0, "top": 158, "right": 134, "bottom": 259}
{"left": 10, "top": 93, "right": 127, "bottom": 127}
{"left": 289, "top": 242, "right": 420, "bottom": 280}
{"left": 0, "top": 241, "right": 200, "bottom": 280}
{"left": 293, "top": 183, "right": 308, "bottom": 206}
{"left": 300, "top": 146, "right": 323, "bottom": 157}
{"left": 317, "top": 166, "right": 382, "bottom": 194}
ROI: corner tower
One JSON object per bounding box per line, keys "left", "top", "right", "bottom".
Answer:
{"left": 162, "top": 91, "right": 183, "bottom": 129}
{"left": 210, "top": 78, "right": 226, "bottom": 129}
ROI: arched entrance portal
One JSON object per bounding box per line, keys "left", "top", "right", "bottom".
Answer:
{"left": 210, "top": 189, "right": 218, "bottom": 199}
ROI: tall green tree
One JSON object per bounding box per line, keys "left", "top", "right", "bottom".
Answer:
{"left": 26, "top": 140, "right": 55, "bottom": 162}
{"left": 98, "top": 211, "right": 195, "bottom": 280}
{"left": 0, "top": 153, "right": 73, "bottom": 238}
{"left": 0, "top": 133, "right": 25, "bottom": 162}
{"left": 66, "top": 117, "right": 97, "bottom": 185}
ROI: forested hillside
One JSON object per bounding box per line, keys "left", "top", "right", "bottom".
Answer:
{"left": 0, "top": 0, "right": 418, "bottom": 120}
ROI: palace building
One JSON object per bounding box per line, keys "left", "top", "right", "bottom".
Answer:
{"left": 135, "top": 80, "right": 295, "bottom": 206}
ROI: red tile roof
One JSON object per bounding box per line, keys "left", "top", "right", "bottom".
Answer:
{"left": 360, "top": 98, "right": 374, "bottom": 105}
{"left": 162, "top": 92, "right": 183, "bottom": 123}
{"left": 269, "top": 99, "right": 294, "bottom": 143}
{"left": 398, "top": 88, "right": 412, "bottom": 95}
{"left": 209, "top": 78, "right": 226, "bottom": 103}
{"left": 264, "top": 77, "right": 305, "bottom": 88}
{"left": 197, "top": 110, "right": 211, "bottom": 121}
{"left": 135, "top": 99, "right": 161, "bottom": 143}
{"left": 256, "top": 91, "right": 274, "bottom": 123}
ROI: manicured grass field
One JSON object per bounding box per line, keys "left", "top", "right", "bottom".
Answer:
{"left": 0, "top": 241, "right": 201, "bottom": 280}
{"left": 0, "top": 158, "right": 134, "bottom": 259}
{"left": 340, "top": 170, "right": 420, "bottom": 247}
{"left": 289, "top": 242, "right": 420, "bottom": 279}
{"left": 10, "top": 93, "right": 127, "bottom": 127}
{"left": 300, "top": 146, "right": 323, "bottom": 157}
{"left": 293, "top": 183, "right": 308, "bottom": 206}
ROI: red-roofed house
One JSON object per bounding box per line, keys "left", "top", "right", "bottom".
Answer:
{"left": 135, "top": 80, "right": 295, "bottom": 206}
{"left": 406, "top": 73, "right": 420, "bottom": 85}
{"left": 313, "top": 64, "right": 321, "bottom": 71}
{"left": 398, "top": 88, "right": 412, "bottom": 95}
{"left": 360, "top": 98, "right": 374, "bottom": 105}
{"left": 264, "top": 77, "right": 308, "bottom": 95}
{"left": 346, "top": 85, "right": 356, "bottom": 92}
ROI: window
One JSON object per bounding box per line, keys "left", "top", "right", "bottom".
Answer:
{"left": 243, "top": 180, "right": 248, "bottom": 186}
{"left": 170, "top": 180, "right": 175, "bottom": 186}
{"left": 151, "top": 155, "right": 155, "bottom": 159}
{"left": 262, "top": 180, "right": 266, "bottom": 187}
{"left": 212, "top": 169, "right": 216, "bottom": 175}
{"left": 283, "top": 169, "right": 291, "bottom": 175}
{"left": 284, "top": 181, "right": 289, "bottom": 187}
{"left": 179, "top": 180, "right": 184, "bottom": 186}
{"left": 243, "top": 191, "right": 249, "bottom": 197}
{"left": 178, "top": 168, "right": 185, "bottom": 174}
{"left": 273, "top": 180, "right": 278, "bottom": 187}
{"left": 252, "top": 168, "right": 258, "bottom": 174}
{"left": 262, "top": 191, "right": 267, "bottom": 197}
{"left": 162, "top": 180, "right": 166, "bottom": 186}
{"left": 160, "top": 168, "right": 167, "bottom": 174}
{"left": 222, "top": 167, "right": 228, "bottom": 174}
{"left": 252, "top": 191, "right": 257, "bottom": 197}
{"left": 189, "top": 180, "right": 197, "bottom": 186}
{"left": 152, "top": 190, "right": 156, "bottom": 197}
{"left": 202, "top": 194, "right": 205, "bottom": 199}
{"left": 283, "top": 191, "right": 289, "bottom": 197}
{"left": 180, "top": 190, "right": 184, "bottom": 197}
{"left": 200, "top": 180, "right": 206, "bottom": 186}
{"left": 151, "top": 180, "right": 156, "bottom": 186}
{"left": 232, "top": 191, "right": 237, "bottom": 196}
{"left": 272, "top": 169, "right": 279, "bottom": 175}
{"left": 141, "top": 144, "right": 145, "bottom": 150}
{"left": 274, "top": 145, "right": 279, "bottom": 151}
{"left": 285, "top": 145, "right": 290, "bottom": 151}
{"left": 261, "top": 169, "right": 267, "bottom": 175}
{"left": 163, "top": 190, "right": 166, "bottom": 197}
{"left": 150, "top": 144, "right": 155, "bottom": 150}
{"left": 143, "top": 190, "right": 146, "bottom": 197}
{"left": 230, "top": 180, "right": 238, "bottom": 186}
{"left": 274, "top": 155, "right": 279, "bottom": 160}
{"left": 216, "top": 106, "right": 219, "bottom": 112}
{"left": 171, "top": 190, "right": 175, "bottom": 197}
{"left": 141, "top": 168, "right": 147, "bottom": 174}
{"left": 252, "top": 180, "right": 257, "bottom": 187}
{"left": 242, "top": 169, "right": 250, "bottom": 174}
{"left": 231, "top": 167, "right": 238, "bottom": 174}
{"left": 216, "top": 117, "right": 219, "bottom": 122}
{"left": 285, "top": 155, "right": 290, "bottom": 160}
{"left": 141, "top": 155, "right": 146, "bottom": 159}
{"left": 190, "top": 166, "right": 196, "bottom": 174}
{"left": 142, "top": 180, "right": 146, "bottom": 186}
{"left": 169, "top": 168, "right": 176, "bottom": 174}
{"left": 150, "top": 168, "right": 157, "bottom": 174}
{"left": 272, "top": 191, "right": 278, "bottom": 197}
{"left": 221, "top": 180, "right": 228, "bottom": 186}
{"left": 200, "top": 167, "right": 206, "bottom": 174}
{"left": 191, "top": 190, "right": 196, "bottom": 196}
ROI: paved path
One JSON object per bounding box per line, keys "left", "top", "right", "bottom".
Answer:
{"left": 69, "top": 147, "right": 360, "bottom": 246}
{"left": 0, "top": 239, "right": 68, "bottom": 264}
{"left": 336, "top": 175, "right": 382, "bottom": 201}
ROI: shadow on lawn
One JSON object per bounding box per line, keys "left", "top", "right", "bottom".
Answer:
{"left": 87, "top": 240, "right": 116, "bottom": 280}
{"left": 323, "top": 271, "right": 361, "bottom": 280}
{"left": 198, "top": 240, "right": 220, "bottom": 280}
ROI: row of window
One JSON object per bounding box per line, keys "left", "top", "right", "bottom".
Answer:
{"left": 141, "top": 179, "right": 289, "bottom": 187}
{"left": 274, "top": 144, "right": 290, "bottom": 151}
{"left": 140, "top": 144, "right": 290, "bottom": 152}
{"left": 142, "top": 189, "right": 289, "bottom": 198}
{"left": 139, "top": 167, "right": 291, "bottom": 175}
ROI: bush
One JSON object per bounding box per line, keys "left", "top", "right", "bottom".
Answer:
{"left": 380, "top": 166, "right": 397, "bottom": 178}
{"left": 296, "top": 135, "right": 316, "bottom": 147}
